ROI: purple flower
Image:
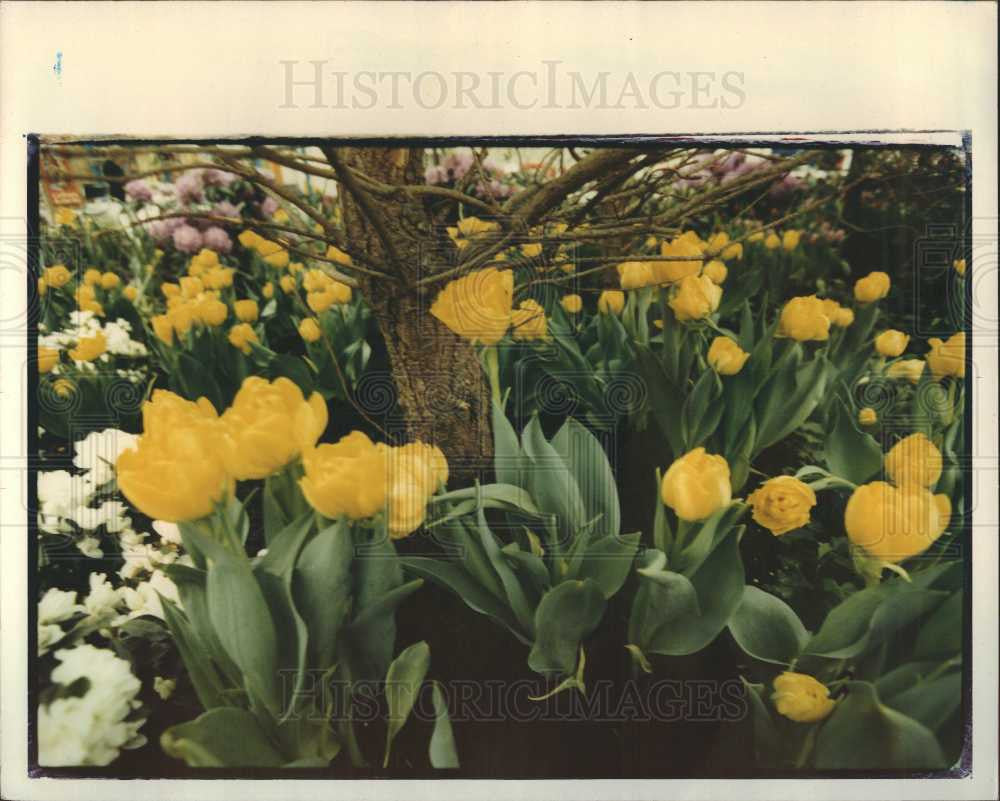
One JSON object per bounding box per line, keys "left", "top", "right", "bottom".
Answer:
{"left": 172, "top": 224, "right": 204, "bottom": 254}
{"left": 212, "top": 201, "right": 240, "bottom": 221}
{"left": 769, "top": 173, "right": 805, "bottom": 198}
{"left": 202, "top": 226, "right": 233, "bottom": 254}
{"left": 203, "top": 168, "right": 237, "bottom": 187}
{"left": 174, "top": 171, "right": 204, "bottom": 205}
{"left": 260, "top": 196, "right": 279, "bottom": 217}
{"left": 124, "top": 180, "right": 153, "bottom": 202}
{"left": 145, "top": 216, "right": 185, "bottom": 244}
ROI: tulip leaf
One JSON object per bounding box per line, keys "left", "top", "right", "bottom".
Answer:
{"left": 627, "top": 552, "right": 700, "bottom": 651}
{"left": 550, "top": 418, "right": 621, "bottom": 540}
{"left": 639, "top": 526, "right": 745, "bottom": 656}
{"left": 682, "top": 368, "right": 724, "bottom": 450}
{"left": 429, "top": 681, "right": 460, "bottom": 769}
{"left": 256, "top": 511, "right": 316, "bottom": 577}
{"left": 253, "top": 567, "right": 310, "bottom": 723}
{"left": 740, "top": 677, "right": 781, "bottom": 764}
{"left": 162, "top": 707, "right": 286, "bottom": 767}
{"left": 634, "top": 344, "right": 684, "bottom": 457}
{"left": 491, "top": 401, "right": 524, "bottom": 487}
{"left": 912, "top": 590, "right": 963, "bottom": 660}
{"left": 400, "top": 556, "right": 532, "bottom": 645}
{"left": 883, "top": 670, "right": 962, "bottom": 733}
{"left": 728, "top": 585, "right": 809, "bottom": 665}
{"left": 347, "top": 527, "right": 404, "bottom": 682}
{"left": 474, "top": 498, "right": 537, "bottom": 637}
{"left": 207, "top": 556, "right": 282, "bottom": 715}
{"left": 814, "top": 682, "right": 947, "bottom": 770}
{"left": 824, "top": 398, "right": 884, "bottom": 484}
{"left": 521, "top": 415, "right": 587, "bottom": 543}
{"left": 174, "top": 351, "right": 225, "bottom": 412}
{"left": 291, "top": 519, "right": 354, "bottom": 672}
{"left": 755, "top": 353, "right": 829, "bottom": 453}
{"left": 676, "top": 502, "right": 747, "bottom": 576}
{"left": 430, "top": 483, "right": 541, "bottom": 517}
{"left": 575, "top": 532, "right": 641, "bottom": 599}
{"left": 159, "top": 598, "right": 227, "bottom": 710}
{"left": 527, "top": 579, "right": 606, "bottom": 677}
{"left": 266, "top": 353, "right": 315, "bottom": 396}
{"left": 383, "top": 640, "right": 431, "bottom": 768}
{"left": 348, "top": 578, "right": 424, "bottom": 634}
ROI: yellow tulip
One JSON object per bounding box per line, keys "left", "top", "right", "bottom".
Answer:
{"left": 84, "top": 268, "right": 102, "bottom": 286}
{"left": 234, "top": 299, "right": 259, "bottom": 323}
{"left": 100, "top": 272, "right": 120, "bottom": 290}
{"left": 298, "top": 317, "right": 322, "bottom": 343}
{"left": 326, "top": 245, "right": 352, "bottom": 266}
{"left": 782, "top": 230, "right": 801, "bottom": 252}
{"left": 845, "top": 481, "right": 949, "bottom": 563}
{"left": 656, "top": 237, "right": 704, "bottom": 284}
{"left": 381, "top": 441, "right": 449, "bottom": 538}
{"left": 456, "top": 216, "right": 500, "bottom": 238}
{"left": 833, "top": 307, "right": 854, "bottom": 327}
{"left": 661, "top": 447, "right": 732, "bottom": 522}
{"left": 747, "top": 231, "right": 765, "bottom": 244}
{"left": 776, "top": 295, "right": 831, "bottom": 341}
{"left": 561, "top": 294, "right": 583, "bottom": 314}
{"left": 521, "top": 243, "right": 543, "bottom": 258}
{"left": 38, "top": 277, "right": 48, "bottom": 296}
{"left": 220, "top": 376, "right": 329, "bottom": 480}
{"left": 618, "top": 261, "right": 656, "bottom": 290}
{"left": 874, "top": 330, "right": 910, "bottom": 358}
{"left": 280, "top": 275, "right": 297, "bottom": 294}
{"left": 764, "top": 233, "right": 781, "bottom": 250}
{"left": 747, "top": 475, "right": 817, "bottom": 536}
{"left": 299, "top": 431, "right": 389, "bottom": 520}
{"left": 262, "top": 282, "right": 275, "bottom": 299}
{"left": 238, "top": 230, "right": 263, "bottom": 249}
{"left": 885, "top": 432, "right": 942, "bottom": 489}
{"left": 858, "top": 407, "right": 877, "bottom": 426}
{"left": 203, "top": 267, "right": 235, "bottom": 290}
{"left": 161, "top": 282, "right": 181, "bottom": 299}
{"left": 180, "top": 276, "right": 204, "bottom": 299}
{"left": 51, "top": 378, "right": 75, "bottom": 398}
{"left": 706, "top": 231, "right": 730, "bottom": 256}
{"left": 854, "top": 271, "right": 891, "bottom": 303}
{"left": 189, "top": 249, "right": 220, "bottom": 275}
{"left": 703, "top": 260, "right": 728, "bottom": 285}
{"left": 925, "top": 332, "right": 965, "bottom": 379}
{"left": 123, "top": 286, "right": 138, "bottom": 301}
{"left": 303, "top": 269, "right": 332, "bottom": 293}
{"left": 598, "top": 290, "right": 625, "bottom": 315}
{"left": 707, "top": 336, "right": 749, "bottom": 375}
{"left": 886, "top": 358, "right": 926, "bottom": 384}
{"left": 721, "top": 242, "right": 743, "bottom": 261}
{"left": 38, "top": 347, "right": 59, "bottom": 374}
{"left": 511, "top": 299, "right": 549, "bottom": 341}
{"left": 68, "top": 333, "right": 107, "bottom": 362}
{"left": 151, "top": 314, "right": 174, "bottom": 346}
{"left": 167, "top": 303, "right": 196, "bottom": 336}
{"left": 772, "top": 672, "right": 835, "bottom": 723}
{"left": 116, "top": 391, "right": 232, "bottom": 523}
{"left": 54, "top": 207, "right": 78, "bottom": 227}
{"left": 228, "top": 323, "right": 258, "bottom": 355}
{"left": 668, "top": 275, "right": 722, "bottom": 322}
{"left": 195, "top": 296, "right": 229, "bottom": 327}
{"left": 952, "top": 258, "right": 966, "bottom": 277}
{"left": 430, "top": 267, "right": 513, "bottom": 345}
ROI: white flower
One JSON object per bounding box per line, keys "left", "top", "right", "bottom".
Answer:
{"left": 153, "top": 676, "right": 176, "bottom": 701}
{"left": 121, "top": 570, "right": 180, "bottom": 621}
{"left": 38, "top": 471, "right": 94, "bottom": 525}
{"left": 73, "top": 429, "right": 138, "bottom": 485}
{"left": 76, "top": 536, "right": 104, "bottom": 559}
{"left": 38, "top": 624, "right": 65, "bottom": 656}
{"left": 83, "top": 574, "right": 124, "bottom": 622}
{"left": 39, "top": 588, "right": 82, "bottom": 624}
{"left": 152, "top": 520, "right": 182, "bottom": 546}
{"left": 39, "top": 644, "right": 146, "bottom": 766}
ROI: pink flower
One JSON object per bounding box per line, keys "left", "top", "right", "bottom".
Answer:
{"left": 124, "top": 180, "right": 153, "bottom": 202}
{"left": 260, "top": 196, "right": 279, "bottom": 217}
{"left": 175, "top": 171, "right": 204, "bottom": 205}
{"left": 172, "top": 224, "right": 204, "bottom": 253}
{"left": 203, "top": 169, "right": 237, "bottom": 187}
{"left": 202, "top": 226, "right": 233, "bottom": 253}
{"left": 145, "top": 216, "right": 185, "bottom": 244}
{"left": 212, "top": 201, "right": 240, "bottom": 220}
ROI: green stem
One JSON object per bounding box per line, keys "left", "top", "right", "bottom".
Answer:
{"left": 483, "top": 345, "right": 502, "bottom": 406}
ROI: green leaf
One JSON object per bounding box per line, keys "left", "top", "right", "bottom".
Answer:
{"left": 638, "top": 526, "right": 745, "bottom": 656}
{"left": 521, "top": 415, "right": 587, "bottom": 543}
{"left": 576, "top": 532, "right": 640, "bottom": 599}
{"left": 291, "top": 519, "right": 353, "bottom": 672}
{"left": 676, "top": 501, "right": 748, "bottom": 575}
{"left": 400, "top": 556, "right": 531, "bottom": 645}
{"left": 491, "top": 401, "right": 524, "bottom": 487}
{"left": 824, "top": 398, "right": 883, "bottom": 484}
{"left": 159, "top": 598, "right": 227, "bottom": 710}
{"left": 883, "top": 671, "right": 962, "bottom": 733}
{"left": 550, "top": 418, "right": 620, "bottom": 540}
{"left": 527, "top": 579, "right": 606, "bottom": 677}
{"left": 267, "top": 353, "right": 315, "bottom": 396}
{"left": 383, "top": 641, "right": 431, "bottom": 768}
{"left": 348, "top": 527, "right": 404, "bottom": 681}
{"left": 175, "top": 351, "right": 225, "bottom": 411}
{"left": 431, "top": 483, "right": 541, "bottom": 516}
{"left": 161, "top": 707, "right": 285, "bottom": 767}
{"left": 682, "top": 368, "right": 724, "bottom": 450}
{"left": 814, "top": 682, "right": 947, "bottom": 770}
{"left": 913, "top": 590, "right": 963, "bottom": 660}
{"left": 429, "top": 681, "right": 460, "bottom": 769}
{"left": 256, "top": 511, "right": 315, "bottom": 576}
{"left": 728, "top": 585, "right": 809, "bottom": 665}
{"left": 740, "top": 677, "right": 780, "bottom": 764}
{"left": 207, "top": 557, "right": 281, "bottom": 714}
{"left": 473, "top": 498, "right": 537, "bottom": 637}
{"left": 755, "top": 352, "right": 829, "bottom": 453}
{"left": 253, "top": 568, "right": 309, "bottom": 723}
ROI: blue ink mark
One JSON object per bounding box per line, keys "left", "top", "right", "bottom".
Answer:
{"left": 53, "top": 52, "right": 62, "bottom": 80}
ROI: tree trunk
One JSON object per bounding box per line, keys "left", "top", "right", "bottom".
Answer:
{"left": 335, "top": 147, "right": 492, "bottom": 480}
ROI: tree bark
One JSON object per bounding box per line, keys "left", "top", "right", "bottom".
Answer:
{"left": 331, "top": 147, "right": 492, "bottom": 481}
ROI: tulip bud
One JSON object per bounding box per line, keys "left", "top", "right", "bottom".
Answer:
{"left": 707, "top": 336, "right": 749, "bottom": 375}
{"left": 598, "top": 290, "right": 625, "bottom": 315}
{"left": 854, "top": 271, "right": 891, "bottom": 303}
{"left": 747, "top": 475, "right": 816, "bottom": 536}
{"left": 874, "top": 329, "right": 910, "bottom": 357}
{"left": 560, "top": 294, "right": 583, "bottom": 314}
{"left": 771, "top": 672, "right": 835, "bottom": 723}
{"left": 661, "top": 447, "right": 732, "bottom": 521}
